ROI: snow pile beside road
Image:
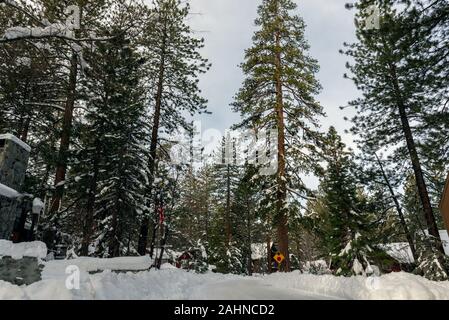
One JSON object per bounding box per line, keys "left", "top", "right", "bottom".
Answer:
{"left": 0, "top": 240, "right": 47, "bottom": 259}
{"left": 1, "top": 263, "right": 449, "bottom": 300}
{"left": 42, "top": 256, "right": 153, "bottom": 280}
{"left": 1, "top": 269, "right": 236, "bottom": 300}
{"left": 264, "top": 271, "right": 449, "bottom": 300}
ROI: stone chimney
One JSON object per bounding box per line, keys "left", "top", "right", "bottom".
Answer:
{"left": 0, "top": 134, "right": 31, "bottom": 239}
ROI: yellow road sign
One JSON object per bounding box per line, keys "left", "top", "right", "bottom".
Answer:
{"left": 273, "top": 252, "right": 285, "bottom": 264}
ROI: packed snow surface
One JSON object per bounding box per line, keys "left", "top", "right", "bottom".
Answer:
{"left": 0, "top": 240, "right": 47, "bottom": 259}
{"left": 1, "top": 257, "right": 449, "bottom": 300}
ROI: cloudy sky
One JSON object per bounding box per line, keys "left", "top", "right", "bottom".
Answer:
{"left": 188, "top": 0, "right": 360, "bottom": 144}
{"left": 185, "top": 0, "right": 362, "bottom": 188}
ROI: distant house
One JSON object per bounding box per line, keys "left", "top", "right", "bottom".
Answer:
{"left": 175, "top": 250, "right": 194, "bottom": 269}
{"left": 384, "top": 231, "right": 449, "bottom": 266}
{"left": 440, "top": 173, "right": 449, "bottom": 236}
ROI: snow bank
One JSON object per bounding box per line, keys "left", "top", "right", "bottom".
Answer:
{"left": 42, "top": 256, "right": 152, "bottom": 280}
{"left": 0, "top": 280, "right": 26, "bottom": 300}
{"left": 0, "top": 183, "right": 20, "bottom": 199}
{"left": 0, "top": 240, "right": 47, "bottom": 259}
{"left": 264, "top": 271, "right": 449, "bottom": 300}
{"left": 1, "top": 269, "right": 237, "bottom": 300}
{"left": 1, "top": 258, "right": 449, "bottom": 300}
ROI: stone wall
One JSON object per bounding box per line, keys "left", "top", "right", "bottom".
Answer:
{"left": 0, "top": 257, "right": 43, "bottom": 285}
{"left": 0, "top": 195, "right": 18, "bottom": 239}
{"left": 0, "top": 135, "right": 30, "bottom": 191}
{"left": 0, "top": 135, "right": 30, "bottom": 240}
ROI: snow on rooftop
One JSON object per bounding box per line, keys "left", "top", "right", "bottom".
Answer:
{"left": 382, "top": 242, "right": 415, "bottom": 264}
{"left": 0, "top": 133, "right": 31, "bottom": 152}
{"left": 382, "top": 232, "right": 449, "bottom": 264}
{"left": 0, "top": 183, "right": 20, "bottom": 199}
{"left": 0, "top": 240, "right": 47, "bottom": 259}
{"left": 440, "top": 230, "right": 449, "bottom": 256}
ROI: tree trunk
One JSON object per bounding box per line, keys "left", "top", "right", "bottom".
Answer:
{"left": 80, "top": 152, "right": 99, "bottom": 256}
{"left": 156, "top": 226, "right": 169, "bottom": 269}
{"left": 225, "top": 164, "right": 232, "bottom": 246}
{"left": 20, "top": 116, "right": 31, "bottom": 143}
{"left": 266, "top": 235, "right": 272, "bottom": 274}
{"left": 137, "top": 23, "right": 167, "bottom": 255}
{"left": 274, "top": 22, "right": 290, "bottom": 272}
{"left": 389, "top": 63, "right": 444, "bottom": 254}
{"left": 246, "top": 198, "right": 252, "bottom": 276}
{"left": 375, "top": 153, "right": 418, "bottom": 260}
{"left": 47, "top": 53, "right": 78, "bottom": 249}
{"left": 109, "top": 206, "right": 120, "bottom": 257}
{"left": 149, "top": 193, "right": 161, "bottom": 258}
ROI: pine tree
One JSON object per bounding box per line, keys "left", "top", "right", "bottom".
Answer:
{"left": 357, "top": 153, "right": 418, "bottom": 260}
{"left": 137, "top": 0, "right": 210, "bottom": 255}
{"left": 41, "top": 0, "right": 110, "bottom": 229}
{"left": 66, "top": 23, "right": 149, "bottom": 256}
{"left": 403, "top": 174, "right": 449, "bottom": 280}
{"left": 316, "top": 127, "right": 385, "bottom": 276}
{"left": 231, "top": 164, "right": 266, "bottom": 275}
{"left": 232, "top": 0, "right": 323, "bottom": 271}
{"left": 196, "top": 138, "right": 242, "bottom": 274}
{"left": 343, "top": 0, "right": 448, "bottom": 258}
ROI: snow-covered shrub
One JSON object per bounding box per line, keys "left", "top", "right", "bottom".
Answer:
{"left": 301, "top": 260, "right": 331, "bottom": 275}
{"left": 331, "top": 233, "right": 393, "bottom": 277}
{"left": 210, "top": 243, "right": 244, "bottom": 275}
{"left": 184, "top": 242, "right": 210, "bottom": 274}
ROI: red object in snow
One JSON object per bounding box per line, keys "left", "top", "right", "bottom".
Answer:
{"left": 158, "top": 207, "right": 165, "bottom": 225}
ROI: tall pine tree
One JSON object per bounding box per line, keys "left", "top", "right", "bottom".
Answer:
{"left": 232, "top": 0, "right": 323, "bottom": 271}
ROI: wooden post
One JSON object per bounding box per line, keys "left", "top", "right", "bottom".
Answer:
{"left": 439, "top": 173, "right": 449, "bottom": 237}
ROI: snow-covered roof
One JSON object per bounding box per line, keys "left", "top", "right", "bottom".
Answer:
{"left": 383, "top": 231, "right": 449, "bottom": 264}
{"left": 0, "top": 240, "right": 47, "bottom": 259}
{"left": 440, "top": 230, "right": 449, "bottom": 256}
{"left": 0, "top": 183, "right": 20, "bottom": 199}
{"left": 381, "top": 243, "right": 415, "bottom": 264}
{"left": 0, "top": 133, "right": 31, "bottom": 152}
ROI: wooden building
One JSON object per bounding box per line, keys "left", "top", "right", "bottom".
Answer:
{"left": 440, "top": 173, "right": 449, "bottom": 236}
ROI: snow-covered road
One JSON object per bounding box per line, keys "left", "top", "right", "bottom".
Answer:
{"left": 189, "top": 278, "right": 338, "bottom": 300}
{"left": 1, "top": 257, "right": 449, "bottom": 300}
